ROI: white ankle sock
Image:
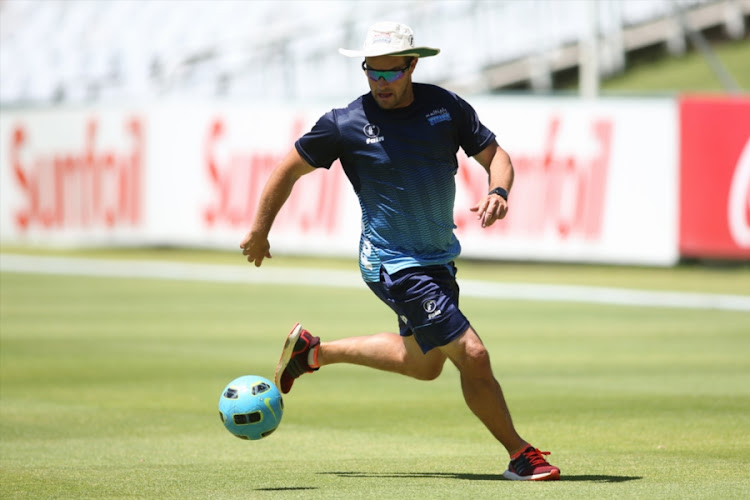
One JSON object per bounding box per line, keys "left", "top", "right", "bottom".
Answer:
{"left": 307, "top": 345, "right": 319, "bottom": 369}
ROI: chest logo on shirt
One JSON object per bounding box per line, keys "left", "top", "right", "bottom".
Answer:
{"left": 363, "top": 123, "right": 384, "bottom": 144}
{"left": 426, "top": 108, "right": 451, "bottom": 125}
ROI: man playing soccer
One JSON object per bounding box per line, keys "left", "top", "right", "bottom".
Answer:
{"left": 240, "top": 21, "right": 560, "bottom": 481}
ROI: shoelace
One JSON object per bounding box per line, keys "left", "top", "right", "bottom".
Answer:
{"left": 521, "top": 448, "right": 551, "bottom": 466}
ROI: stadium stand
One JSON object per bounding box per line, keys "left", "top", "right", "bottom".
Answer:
{"left": 0, "top": 0, "right": 747, "bottom": 105}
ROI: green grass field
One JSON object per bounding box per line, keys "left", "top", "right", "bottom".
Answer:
{"left": 578, "top": 37, "right": 750, "bottom": 93}
{"left": 1, "top": 249, "right": 749, "bottom": 499}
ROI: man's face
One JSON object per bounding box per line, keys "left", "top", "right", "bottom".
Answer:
{"left": 363, "top": 56, "right": 416, "bottom": 110}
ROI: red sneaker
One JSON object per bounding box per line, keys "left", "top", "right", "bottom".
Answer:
{"left": 503, "top": 446, "right": 561, "bottom": 481}
{"left": 274, "top": 323, "right": 320, "bottom": 394}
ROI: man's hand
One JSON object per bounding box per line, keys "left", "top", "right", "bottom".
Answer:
{"left": 240, "top": 231, "right": 272, "bottom": 267}
{"left": 238, "top": 149, "right": 316, "bottom": 267}
{"left": 470, "top": 193, "right": 509, "bottom": 228}
{"left": 471, "top": 141, "right": 514, "bottom": 228}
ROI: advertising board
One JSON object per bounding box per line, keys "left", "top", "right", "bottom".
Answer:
{"left": 0, "top": 97, "right": 679, "bottom": 265}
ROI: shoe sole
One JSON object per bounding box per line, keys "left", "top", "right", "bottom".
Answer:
{"left": 274, "top": 322, "right": 303, "bottom": 393}
{"left": 503, "top": 469, "right": 560, "bottom": 481}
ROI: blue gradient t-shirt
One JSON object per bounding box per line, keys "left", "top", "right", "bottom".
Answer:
{"left": 295, "top": 83, "right": 495, "bottom": 282}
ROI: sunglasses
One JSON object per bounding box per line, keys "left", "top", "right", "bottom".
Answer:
{"left": 361, "top": 61, "right": 411, "bottom": 82}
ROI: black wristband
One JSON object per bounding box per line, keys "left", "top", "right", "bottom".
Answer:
{"left": 488, "top": 187, "right": 509, "bottom": 200}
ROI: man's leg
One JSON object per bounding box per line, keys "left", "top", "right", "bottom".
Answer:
{"left": 438, "top": 326, "right": 527, "bottom": 455}
{"left": 291, "top": 325, "right": 525, "bottom": 452}
{"left": 274, "top": 321, "right": 560, "bottom": 480}
{"left": 318, "top": 332, "right": 446, "bottom": 381}
{"left": 315, "top": 325, "right": 527, "bottom": 455}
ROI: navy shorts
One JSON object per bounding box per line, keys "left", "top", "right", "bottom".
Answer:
{"left": 366, "top": 262, "right": 471, "bottom": 353}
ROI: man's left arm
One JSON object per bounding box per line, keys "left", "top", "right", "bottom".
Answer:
{"left": 470, "top": 140, "right": 515, "bottom": 228}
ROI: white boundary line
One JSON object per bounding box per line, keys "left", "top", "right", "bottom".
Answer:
{"left": 2, "top": 253, "right": 749, "bottom": 312}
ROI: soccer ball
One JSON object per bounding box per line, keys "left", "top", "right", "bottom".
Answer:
{"left": 218, "top": 375, "right": 284, "bottom": 440}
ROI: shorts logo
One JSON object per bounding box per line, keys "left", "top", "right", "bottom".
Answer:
{"left": 363, "top": 123, "right": 384, "bottom": 144}
{"left": 422, "top": 299, "right": 442, "bottom": 320}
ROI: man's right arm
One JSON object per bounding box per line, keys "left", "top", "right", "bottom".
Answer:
{"left": 240, "top": 147, "right": 316, "bottom": 267}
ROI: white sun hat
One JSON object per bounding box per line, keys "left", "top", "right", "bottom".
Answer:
{"left": 338, "top": 21, "right": 440, "bottom": 58}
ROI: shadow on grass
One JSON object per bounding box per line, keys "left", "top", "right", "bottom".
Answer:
{"left": 254, "top": 487, "right": 319, "bottom": 491}
{"left": 562, "top": 475, "right": 642, "bottom": 483}
{"left": 320, "top": 471, "right": 642, "bottom": 483}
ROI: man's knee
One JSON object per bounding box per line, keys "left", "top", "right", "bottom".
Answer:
{"left": 465, "top": 345, "right": 493, "bottom": 376}
{"left": 446, "top": 329, "right": 494, "bottom": 376}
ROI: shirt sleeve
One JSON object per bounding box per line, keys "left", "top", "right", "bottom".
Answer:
{"left": 294, "top": 110, "right": 342, "bottom": 169}
{"left": 455, "top": 96, "right": 496, "bottom": 158}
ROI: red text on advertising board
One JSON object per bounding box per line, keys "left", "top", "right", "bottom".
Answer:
{"left": 203, "top": 117, "right": 343, "bottom": 233}
{"left": 679, "top": 97, "right": 750, "bottom": 259}
{"left": 9, "top": 118, "right": 143, "bottom": 230}
{"left": 728, "top": 139, "right": 750, "bottom": 248}
{"left": 456, "top": 116, "right": 612, "bottom": 240}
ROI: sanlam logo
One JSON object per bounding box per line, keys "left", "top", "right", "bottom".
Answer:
{"left": 426, "top": 108, "right": 451, "bottom": 125}
{"left": 728, "top": 138, "right": 750, "bottom": 247}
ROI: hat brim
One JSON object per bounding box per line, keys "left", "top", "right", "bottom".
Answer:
{"left": 338, "top": 46, "right": 440, "bottom": 58}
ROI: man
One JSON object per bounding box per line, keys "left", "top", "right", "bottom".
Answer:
{"left": 240, "top": 21, "right": 560, "bottom": 481}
